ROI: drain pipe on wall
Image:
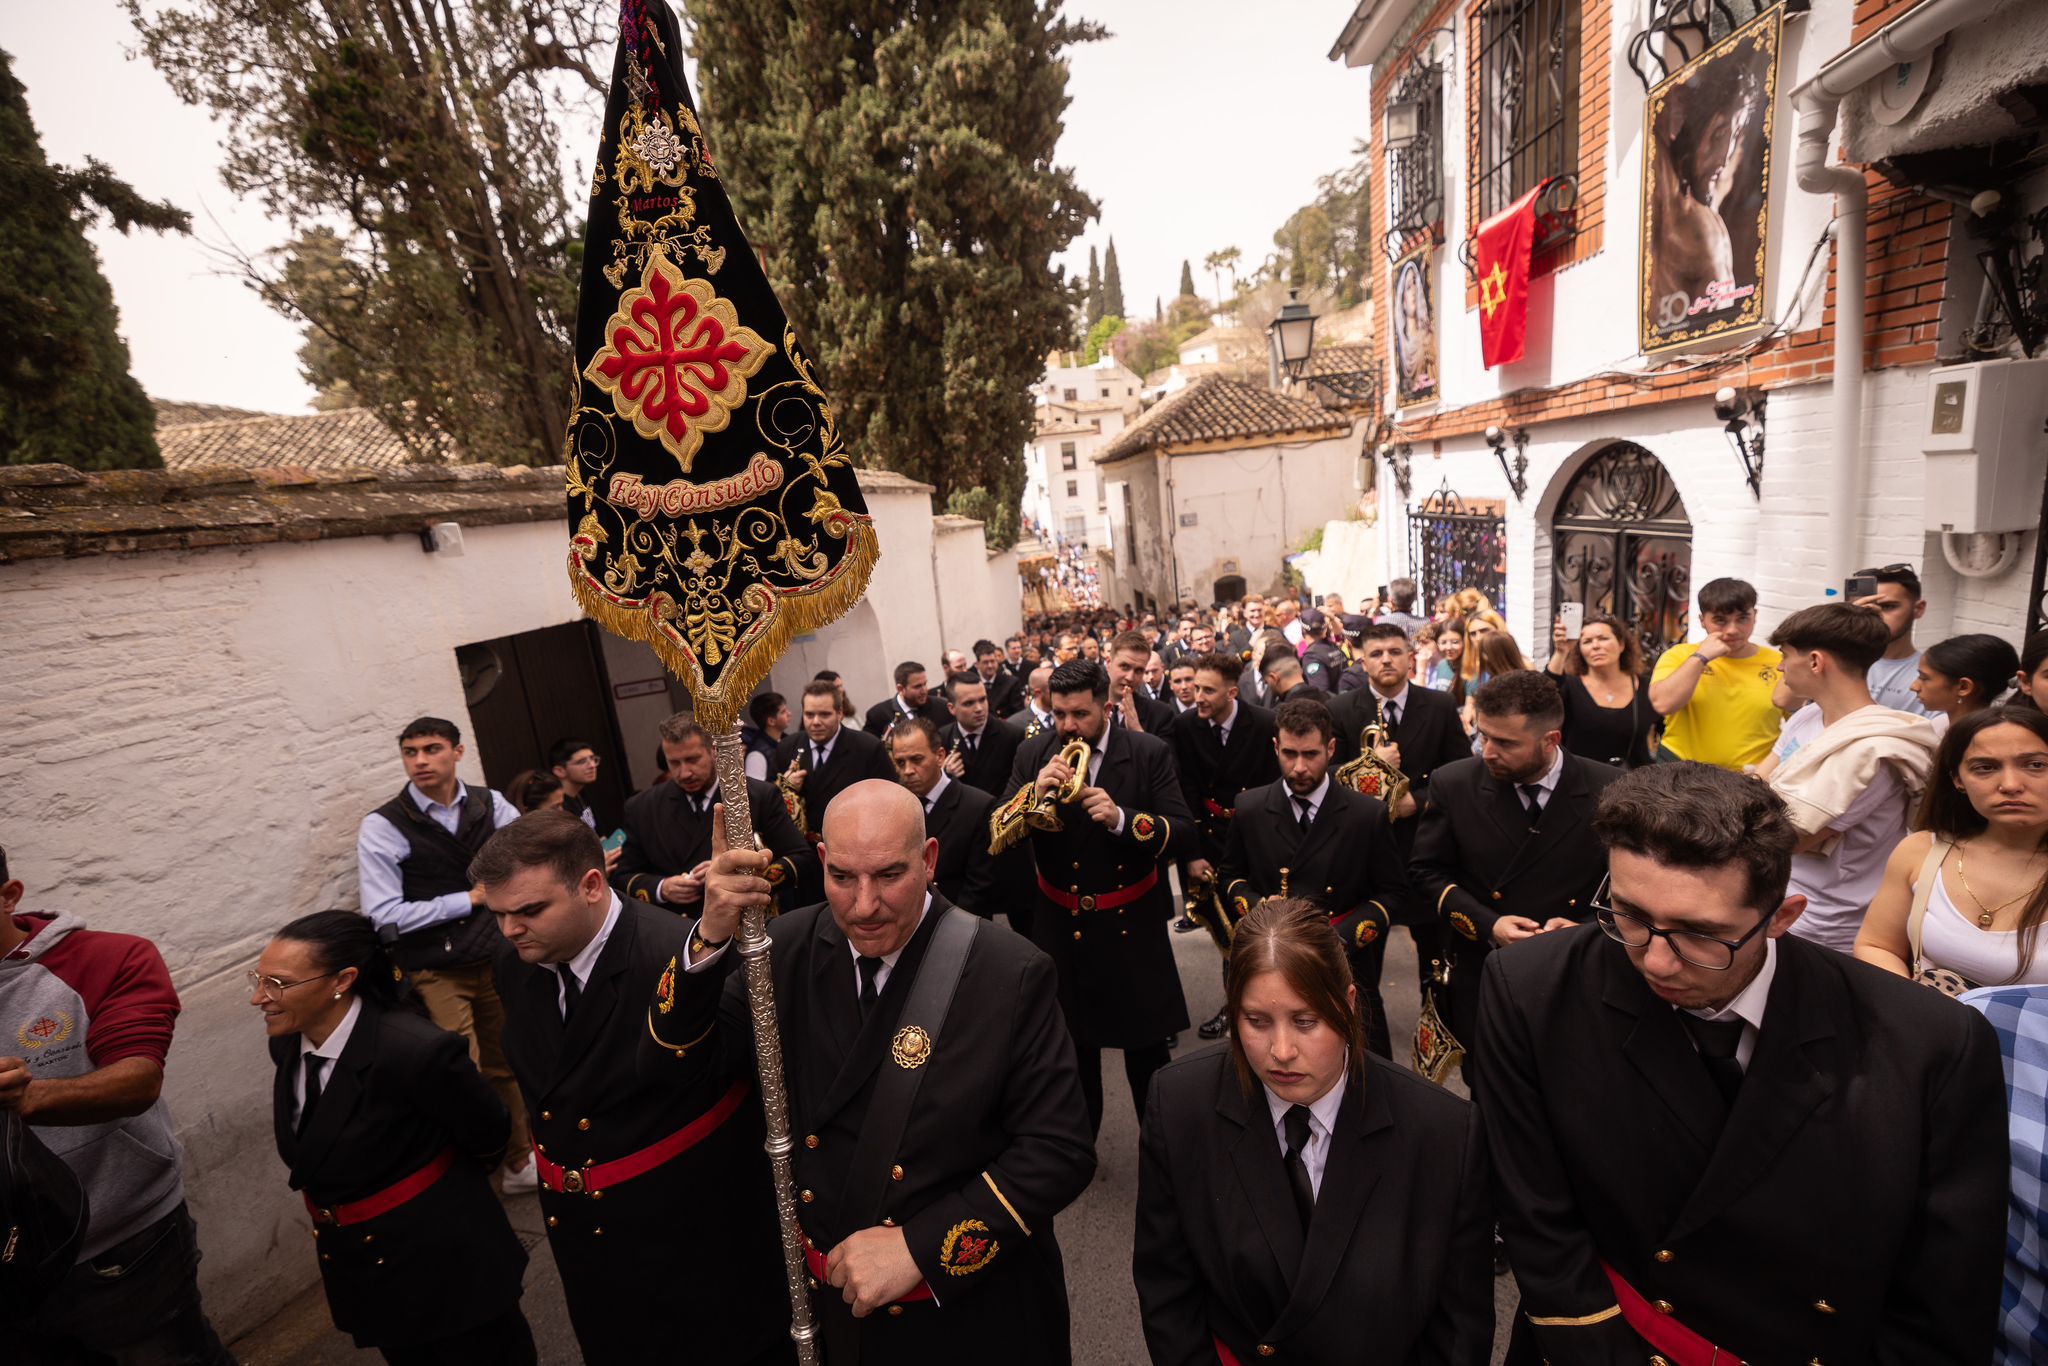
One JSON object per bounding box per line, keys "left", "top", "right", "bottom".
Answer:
{"left": 1789, "top": 0, "right": 1999, "bottom": 586}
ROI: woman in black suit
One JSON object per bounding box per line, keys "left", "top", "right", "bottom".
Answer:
{"left": 1134, "top": 900, "right": 1493, "bottom": 1365}
{"left": 253, "top": 912, "right": 535, "bottom": 1365}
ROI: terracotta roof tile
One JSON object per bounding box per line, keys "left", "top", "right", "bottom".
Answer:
{"left": 155, "top": 406, "right": 452, "bottom": 472}
{"left": 1094, "top": 376, "right": 1351, "bottom": 464}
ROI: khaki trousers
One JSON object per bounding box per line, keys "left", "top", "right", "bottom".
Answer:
{"left": 411, "top": 961, "right": 531, "bottom": 1169}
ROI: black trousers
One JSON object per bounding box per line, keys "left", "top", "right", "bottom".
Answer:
{"left": 19, "top": 1203, "right": 234, "bottom": 1366}
{"left": 1076, "top": 1042, "right": 1171, "bottom": 1132}
{"left": 379, "top": 1303, "right": 538, "bottom": 1366}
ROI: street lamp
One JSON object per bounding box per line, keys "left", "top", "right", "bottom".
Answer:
{"left": 1268, "top": 290, "right": 1319, "bottom": 381}
{"left": 1484, "top": 424, "right": 1530, "bottom": 501}
{"left": 1384, "top": 96, "right": 1424, "bottom": 152}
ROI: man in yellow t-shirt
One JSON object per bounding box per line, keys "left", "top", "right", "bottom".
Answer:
{"left": 1649, "top": 577, "right": 1784, "bottom": 771}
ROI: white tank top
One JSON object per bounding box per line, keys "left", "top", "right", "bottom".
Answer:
{"left": 1920, "top": 868, "right": 2048, "bottom": 987}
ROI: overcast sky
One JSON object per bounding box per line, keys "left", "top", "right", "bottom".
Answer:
{"left": 5, "top": 1, "right": 1369, "bottom": 415}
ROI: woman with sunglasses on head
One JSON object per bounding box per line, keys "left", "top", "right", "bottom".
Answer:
{"left": 1856, "top": 706, "right": 2048, "bottom": 993}
{"left": 1133, "top": 900, "right": 1492, "bottom": 1365}
{"left": 252, "top": 912, "right": 535, "bottom": 1365}
{"left": 1911, "top": 633, "right": 2018, "bottom": 731}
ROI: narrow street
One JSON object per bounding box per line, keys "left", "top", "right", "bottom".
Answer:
{"left": 229, "top": 919, "right": 1515, "bottom": 1365}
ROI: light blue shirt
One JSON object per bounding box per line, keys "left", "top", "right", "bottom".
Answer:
{"left": 1866, "top": 651, "right": 1928, "bottom": 715}
{"left": 357, "top": 782, "right": 520, "bottom": 935}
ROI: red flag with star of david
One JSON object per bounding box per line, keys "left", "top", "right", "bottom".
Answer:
{"left": 1473, "top": 181, "right": 1547, "bottom": 369}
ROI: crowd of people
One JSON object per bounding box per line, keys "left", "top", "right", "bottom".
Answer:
{"left": 7, "top": 564, "right": 2048, "bottom": 1365}
{"left": 1020, "top": 516, "right": 1106, "bottom": 610}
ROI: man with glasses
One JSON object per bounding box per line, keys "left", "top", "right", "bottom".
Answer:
{"left": 1648, "top": 576, "right": 1785, "bottom": 772}
{"left": 1472, "top": 761, "right": 2008, "bottom": 1365}
{"left": 1409, "top": 670, "right": 1619, "bottom": 1066}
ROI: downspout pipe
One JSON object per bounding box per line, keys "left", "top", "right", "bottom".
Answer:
{"left": 1789, "top": 0, "right": 1998, "bottom": 587}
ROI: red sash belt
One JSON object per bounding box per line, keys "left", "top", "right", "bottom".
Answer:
{"left": 1203, "top": 798, "right": 1234, "bottom": 818}
{"left": 305, "top": 1147, "right": 455, "bottom": 1227}
{"left": 803, "top": 1244, "right": 934, "bottom": 1305}
{"left": 1601, "top": 1261, "right": 1748, "bottom": 1366}
{"left": 1036, "top": 867, "right": 1159, "bottom": 911}
{"left": 534, "top": 1080, "right": 748, "bottom": 1196}
{"left": 1214, "top": 1337, "right": 1242, "bottom": 1365}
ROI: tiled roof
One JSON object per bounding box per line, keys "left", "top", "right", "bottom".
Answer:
{"left": 1305, "top": 343, "right": 1372, "bottom": 377}
{"left": 155, "top": 406, "right": 452, "bottom": 472}
{"left": 1094, "top": 376, "right": 1351, "bottom": 464}
{"left": 153, "top": 398, "right": 271, "bottom": 428}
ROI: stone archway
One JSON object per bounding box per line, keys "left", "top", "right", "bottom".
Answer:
{"left": 1212, "top": 574, "right": 1247, "bottom": 604}
{"left": 1549, "top": 442, "right": 1693, "bottom": 668}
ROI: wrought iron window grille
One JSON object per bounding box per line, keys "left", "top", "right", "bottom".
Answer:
{"left": 1551, "top": 443, "right": 1693, "bottom": 669}
{"left": 1383, "top": 31, "right": 1455, "bottom": 263}
{"left": 1471, "top": 0, "right": 1580, "bottom": 230}
{"left": 1485, "top": 424, "right": 1531, "bottom": 501}
{"left": 1410, "top": 480, "right": 1508, "bottom": 609}
{"left": 1457, "top": 174, "right": 1580, "bottom": 286}
{"left": 1626, "top": 0, "right": 1802, "bottom": 93}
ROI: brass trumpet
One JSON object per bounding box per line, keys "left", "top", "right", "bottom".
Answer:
{"left": 1182, "top": 867, "right": 1239, "bottom": 962}
{"left": 1023, "top": 738, "right": 1092, "bottom": 832}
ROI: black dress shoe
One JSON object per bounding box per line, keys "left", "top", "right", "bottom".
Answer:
{"left": 1196, "top": 1008, "right": 1230, "bottom": 1040}
{"left": 1172, "top": 916, "right": 1200, "bottom": 933}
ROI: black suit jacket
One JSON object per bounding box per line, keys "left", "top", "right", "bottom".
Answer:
{"left": 611, "top": 776, "right": 814, "bottom": 912}
{"left": 1173, "top": 701, "right": 1281, "bottom": 863}
{"left": 864, "top": 693, "right": 953, "bottom": 738}
{"left": 1135, "top": 1050, "right": 1493, "bottom": 1366}
{"left": 977, "top": 668, "right": 1026, "bottom": 719}
{"left": 669, "top": 897, "right": 1097, "bottom": 1366}
{"left": 1408, "top": 752, "right": 1619, "bottom": 1046}
{"left": 1003, "top": 725, "right": 1198, "bottom": 1045}
{"left": 925, "top": 778, "right": 1003, "bottom": 918}
{"left": 269, "top": 1004, "right": 524, "bottom": 1349}
{"left": 772, "top": 724, "right": 899, "bottom": 841}
{"left": 1330, "top": 686, "right": 1469, "bottom": 798}
{"left": 1473, "top": 927, "right": 2009, "bottom": 1365}
{"left": 942, "top": 716, "right": 1026, "bottom": 796}
{"left": 495, "top": 904, "right": 785, "bottom": 1363}
{"left": 1220, "top": 779, "right": 1414, "bottom": 943}
{"left": 1112, "top": 689, "right": 1180, "bottom": 739}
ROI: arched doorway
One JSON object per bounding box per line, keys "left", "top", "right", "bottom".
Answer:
{"left": 1212, "top": 574, "right": 1247, "bottom": 604}
{"left": 1551, "top": 443, "right": 1692, "bottom": 667}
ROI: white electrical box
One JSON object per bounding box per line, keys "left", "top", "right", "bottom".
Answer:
{"left": 1922, "top": 357, "right": 2048, "bottom": 533}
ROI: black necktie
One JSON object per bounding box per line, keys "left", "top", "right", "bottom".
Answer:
{"left": 298, "top": 1054, "right": 326, "bottom": 1136}
{"left": 1678, "top": 1013, "right": 1747, "bottom": 1109}
{"left": 1519, "top": 783, "right": 1546, "bottom": 824}
{"left": 1282, "top": 1104, "right": 1316, "bottom": 1230}
{"left": 812, "top": 743, "right": 827, "bottom": 769}
{"left": 690, "top": 792, "right": 706, "bottom": 818}
{"left": 965, "top": 733, "right": 979, "bottom": 754}
{"left": 555, "top": 964, "right": 583, "bottom": 1022}
{"left": 1383, "top": 700, "right": 1400, "bottom": 730}
{"left": 1294, "top": 795, "right": 1314, "bottom": 832}
{"left": 1212, "top": 720, "right": 1225, "bottom": 744}
{"left": 857, "top": 956, "right": 884, "bottom": 1016}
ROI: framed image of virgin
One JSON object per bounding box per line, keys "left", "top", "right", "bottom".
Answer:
{"left": 1391, "top": 245, "right": 1439, "bottom": 408}
{"left": 1638, "top": 7, "right": 1780, "bottom": 355}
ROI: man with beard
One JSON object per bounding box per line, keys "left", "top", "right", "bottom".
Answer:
{"left": 864, "top": 661, "right": 953, "bottom": 738}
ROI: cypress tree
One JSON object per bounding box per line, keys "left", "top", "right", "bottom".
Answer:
{"left": 0, "top": 48, "right": 188, "bottom": 469}
{"left": 1101, "top": 237, "right": 1125, "bottom": 323}
{"left": 1178, "top": 258, "right": 1195, "bottom": 297}
{"left": 688, "top": 1, "right": 1101, "bottom": 523}
{"left": 1085, "top": 244, "right": 1102, "bottom": 328}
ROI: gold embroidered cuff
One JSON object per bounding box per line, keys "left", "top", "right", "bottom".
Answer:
{"left": 981, "top": 1171, "right": 1032, "bottom": 1236}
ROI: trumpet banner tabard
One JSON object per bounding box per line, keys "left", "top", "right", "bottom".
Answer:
{"left": 565, "top": 0, "right": 877, "bottom": 730}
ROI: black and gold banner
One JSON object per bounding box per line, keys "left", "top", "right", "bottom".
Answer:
{"left": 566, "top": 0, "right": 877, "bottom": 731}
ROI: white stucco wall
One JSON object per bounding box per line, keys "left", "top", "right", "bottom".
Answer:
{"left": 1161, "top": 428, "right": 1365, "bottom": 603}
{"left": 0, "top": 519, "right": 580, "bottom": 1336}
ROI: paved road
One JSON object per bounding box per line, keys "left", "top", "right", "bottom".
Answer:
{"left": 231, "top": 920, "right": 1515, "bottom": 1364}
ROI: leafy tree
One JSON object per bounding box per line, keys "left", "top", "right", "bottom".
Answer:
{"left": 1, "top": 47, "right": 189, "bottom": 470}
{"left": 1100, "top": 237, "right": 1125, "bottom": 321}
{"left": 1202, "top": 245, "right": 1240, "bottom": 307}
{"left": 1122, "top": 319, "right": 1178, "bottom": 379}
{"left": 126, "top": 0, "right": 607, "bottom": 466}
{"left": 688, "top": 0, "right": 1101, "bottom": 513}
{"left": 1153, "top": 295, "right": 1161, "bottom": 322}
{"left": 945, "top": 484, "right": 1015, "bottom": 551}
{"left": 1082, "top": 314, "right": 1124, "bottom": 365}
{"left": 1259, "top": 147, "right": 1372, "bottom": 309}
{"left": 1085, "top": 243, "right": 1102, "bottom": 329}
{"left": 1178, "top": 258, "right": 1195, "bottom": 297}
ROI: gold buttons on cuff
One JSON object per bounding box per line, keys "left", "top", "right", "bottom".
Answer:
{"left": 1652, "top": 1299, "right": 1674, "bottom": 1315}
{"left": 800, "top": 1189, "right": 815, "bottom": 1203}
{"left": 1492, "top": 891, "right": 1503, "bottom": 901}
{"left": 547, "top": 1217, "right": 558, "bottom": 1228}
{"left": 592, "top": 1228, "right": 603, "bottom": 1237}
{"left": 1813, "top": 1300, "right": 1835, "bottom": 1315}
{"left": 577, "top": 1118, "right": 591, "bottom": 1131}
{"left": 1654, "top": 1249, "right": 1674, "bottom": 1264}
{"left": 1072, "top": 931, "right": 1082, "bottom": 940}
{"left": 1257, "top": 1347, "right": 1275, "bottom": 1358}
{"left": 362, "top": 1234, "right": 375, "bottom": 1245}
{"left": 888, "top": 1305, "right": 903, "bottom": 1317}
{"left": 805, "top": 1134, "right": 820, "bottom": 1149}
{"left": 890, "top": 1165, "right": 905, "bottom": 1181}
{"left": 540, "top": 1110, "right": 552, "bottom": 1121}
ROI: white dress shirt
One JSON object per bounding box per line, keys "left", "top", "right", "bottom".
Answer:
{"left": 919, "top": 773, "right": 952, "bottom": 814}
{"left": 294, "top": 996, "right": 364, "bottom": 1123}
{"left": 808, "top": 729, "right": 839, "bottom": 769}
{"left": 1207, "top": 699, "right": 1239, "bottom": 745}
{"left": 1262, "top": 1067, "right": 1348, "bottom": 1199}
{"left": 1084, "top": 724, "right": 1126, "bottom": 836}
{"left": 1285, "top": 774, "right": 1332, "bottom": 827}
{"left": 1519, "top": 748, "right": 1566, "bottom": 802}
{"left": 555, "top": 894, "right": 625, "bottom": 1017}
{"left": 1370, "top": 682, "right": 1412, "bottom": 727}
{"left": 1681, "top": 936, "right": 1775, "bottom": 1070}
{"left": 845, "top": 893, "right": 933, "bottom": 996}
{"left": 356, "top": 782, "right": 522, "bottom": 936}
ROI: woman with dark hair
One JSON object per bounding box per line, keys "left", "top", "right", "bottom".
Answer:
{"left": 1856, "top": 706, "right": 2048, "bottom": 993}
{"left": 1546, "top": 610, "right": 1656, "bottom": 767}
{"left": 504, "top": 768, "right": 565, "bottom": 814}
{"left": 1912, "top": 633, "right": 2019, "bottom": 726}
{"left": 1133, "top": 900, "right": 1492, "bottom": 1365}
{"left": 253, "top": 912, "right": 534, "bottom": 1364}
{"left": 2010, "top": 629, "right": 2048, "bottom": 710}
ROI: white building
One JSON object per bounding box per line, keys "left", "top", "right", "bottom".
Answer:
{"left": 1330, "top": 0, "right": 2046, "bottom": 657}
{"left": 1023, "top": 354, "right": 1143, "bottom": 549}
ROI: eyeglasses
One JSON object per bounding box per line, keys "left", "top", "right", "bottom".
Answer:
{"left": 1590, "top": 877, "right": 1771, "bottom": 971}
{"left": 246, "top": 969, "right": 339, "bottom": 1002}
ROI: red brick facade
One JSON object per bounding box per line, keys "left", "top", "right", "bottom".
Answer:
{"left": 1367, "top": 0, "right": 1952, "bottom": 445}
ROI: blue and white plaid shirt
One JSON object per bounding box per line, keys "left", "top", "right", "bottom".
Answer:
{"left": 1961, "top": 982, "right": 2048, "bottom": 1366}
